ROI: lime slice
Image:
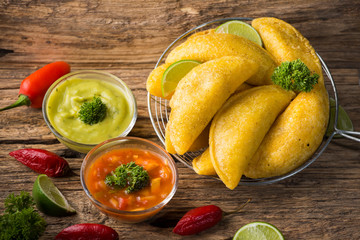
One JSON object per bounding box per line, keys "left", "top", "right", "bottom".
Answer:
{"left": 326, "top": 98, "right": 354, "bottom": 138}
{"left": 216, "top": 20, "right": 263, "bottom": 47}
{"left": 233, "top": 222, "right": 284, "bottom": 240}
{"left": 161, "top": 60, "right": 201, "bottom": 98}
{"left": 32, "top": 174, "right": 76, "bottom": 216}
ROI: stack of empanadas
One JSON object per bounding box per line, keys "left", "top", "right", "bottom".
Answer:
{"left": 146, "top": 17, "right": 329, "bottom": 189}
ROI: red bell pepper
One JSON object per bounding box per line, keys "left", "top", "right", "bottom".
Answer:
{"left": 0, "top": 61, "right": 70, "bottom": 111}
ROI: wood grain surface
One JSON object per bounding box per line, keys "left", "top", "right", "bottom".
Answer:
{"left": 1, "top": 0, "right": 360, "bottom": 239}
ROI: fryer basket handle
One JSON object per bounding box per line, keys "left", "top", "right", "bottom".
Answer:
{"left": 336, "top": 130, "right": 360, "bottom": 142}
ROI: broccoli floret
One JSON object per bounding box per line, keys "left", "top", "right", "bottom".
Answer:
{"left": 105, "top": 162, "right": 150, "bottom": 194}
{"left": 78, "top": 96, "right": 107, "bottom": 125}
{"left": 271, "top": 59, "right": 319, "bottom": 92}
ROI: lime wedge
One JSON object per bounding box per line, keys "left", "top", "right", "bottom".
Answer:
{"left": 326, "top": 98, "right": 354, "bottom": 138}
{"left": 161, "top": 60, "right": 201, "bottom": 98}
{"left": 233, "top": 222, "right": 284, "bottom": 240}
{"left": 216, "top": 20, "right": 263, "bottom": 47}
{"left": 32, "top": 174, "right": 76, "bottom": 216}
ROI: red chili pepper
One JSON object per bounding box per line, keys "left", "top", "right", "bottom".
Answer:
{"left": 9, "top": 148, "right": 70, "bottom": 177}
{"left": 0, "top": 61, "right": 70, "bottom": 111}
{"left": 173, "top": 199, "right": 250, "bottom": 236}
{"left": 55, "top": 223, "right": 119, "bottom": 240}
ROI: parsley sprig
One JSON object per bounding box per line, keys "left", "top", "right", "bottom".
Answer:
{"left": 105, "top": 162, "right": 150, "bottom": 194}
{"left": 271, "top": 59, "right": 319, "bottom": 92}
{"left": 0, "top": 191, "right": 46, "bottom": 240}
{"left": 79, "top": 96, "right": 107, "bottom": 125}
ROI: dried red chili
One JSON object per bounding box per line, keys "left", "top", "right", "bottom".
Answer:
{"left": 9, "top": 148, "right": 70, "bottom": 177}
{"left": 55, "top": 223, "right": 119, "bottom": 240}
{"left": 0, "top": 61, "right": 70, "bottom": 111}
{"left": 173, "top": 199, "right": 250, "bottom": 236}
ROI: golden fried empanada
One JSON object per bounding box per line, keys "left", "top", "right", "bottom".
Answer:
{"left": 193, "top": 149, "right": 217, "bottom": 176}
{"left": 252, "top": 17, "right": 324, "bottom": 85}
{"left": 245, "top": 17, "right": 330, "bottom": 178}
{"left": 167, "top": 56, "right": 259, "bottom": 155}
{"left": 146, "top": 63, "right": 172, "bottom": 99}
{"left": 146, "top": 29, "right": 277, "bottom": 99}
{"left": 191, "top": 83, "right": 254, "bottom": 175}
{"left": 166, "top": 30, "right": 276, "bottom": 86}
{"left": 210, "top": 85, "right": 295, "bottom": 189}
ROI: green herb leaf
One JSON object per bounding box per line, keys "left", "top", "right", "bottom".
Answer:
{"left": 0, "top": 191, "right": 46, "bottom": 240}
{"left": 105, "top": 162, "right": 150, "bottom": 194}
{"left": 271, "top": 59, "right": 319, "bottom": 92}
{"left": 4, "top": 191, "right": 34, "bottom": 214}
{"left": 78, "top": 96, "right": 107, "bottom": 125}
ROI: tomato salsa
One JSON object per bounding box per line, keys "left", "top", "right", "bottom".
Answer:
{"left": 86, "top": 148, "right": 175, "bottom": 212}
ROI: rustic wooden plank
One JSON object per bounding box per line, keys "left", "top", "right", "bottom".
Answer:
{"left": 1, "top": 1, "right": 360, "bottom": 68}
{"left": 0, "top": 0, "right": 360, "bottom": 239}
{"left": 1, "top": 139, "right": 359, "bottom": 239}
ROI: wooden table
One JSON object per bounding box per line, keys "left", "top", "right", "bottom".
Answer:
{"left": 1, "top": 1, "right": 359, "bottom": 239}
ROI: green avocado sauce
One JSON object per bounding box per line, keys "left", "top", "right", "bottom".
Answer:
{"left": 46, "top": 78, "right": 133, "bottom": 145}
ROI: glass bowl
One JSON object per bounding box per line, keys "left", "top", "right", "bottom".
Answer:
{"left": 42, "top": 70, "right": 137, "bottom": 153}
{"left": 80, "top": 137, "right": 178, "bottom": 223}
{"left": 147, "top": 17, "right": 360, "bottom": 186}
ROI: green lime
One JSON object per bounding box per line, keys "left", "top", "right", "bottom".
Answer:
{"left": 233, "top": 222, "right": 284, "bottom": 240}
{"left": 32, "top": 174, "right": 76, "bottom": 216}
{"left": 161, "top": 60, "right": 201, "bottom": 98}
{"left": 326, "top": 98, "right": 354, "bottom": 138}
{"left": 216, "top": 20, "right": 263, "bottom": 47}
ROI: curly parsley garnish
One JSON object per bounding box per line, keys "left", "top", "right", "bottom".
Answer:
{"left": 105, "top": 162, "right": 150, "bottom": 194}
{"left": 0, "top": 191, "right": 46, "bottom": 240}
{"left": 78, "top": 96, "right": 107, "bottom": 125}
{"left": 271, "top": 59, "right": 319, "bottom": 92}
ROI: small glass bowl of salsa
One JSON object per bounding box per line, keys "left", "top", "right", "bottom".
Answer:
{"left": 80, "top": 137, "right": 178, "bottom": 223}
{"left": 42, "top": 70, "right": 137, "bottom": 153}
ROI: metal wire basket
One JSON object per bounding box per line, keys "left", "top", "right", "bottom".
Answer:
{"left": 147, "top": 17, "right": 360, "bottom": 186}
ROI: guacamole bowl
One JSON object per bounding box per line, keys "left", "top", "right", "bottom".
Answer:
{"left": 43, "top": 70, "right": 137, "bottom": 153}
{"left": 80, "top": 137, "right": 178, "bottom": 223}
